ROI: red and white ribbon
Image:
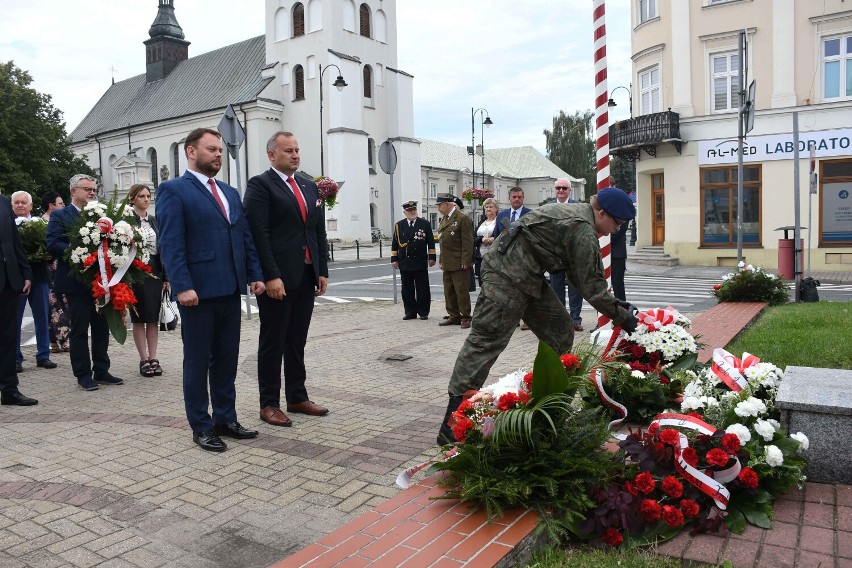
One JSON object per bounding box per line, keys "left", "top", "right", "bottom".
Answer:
{"left": 94, "top": 218, "right": 137, "bottom": 305}
{"left": 637, "top": 306, "right": 680, "bottom": 331}
{"left": 588, "top": 327, "right": 629, "bottom": 436}
{"left": 710, "top": 348, "right": 760, "bottom": 392}
{"left": 395, "top": 447, "right": 457, "bottom": 489}
{"left": 651, "top": 412, "right": 742, "bottom": 510}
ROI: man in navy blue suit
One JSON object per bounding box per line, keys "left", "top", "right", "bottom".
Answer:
{"left": 47, "top": 174, "right": 123, "bottom": 391}
{"left": 157, "top": 128, "right": 266, "bottom": 452}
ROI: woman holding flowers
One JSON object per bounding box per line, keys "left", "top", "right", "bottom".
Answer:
{"left": 472, "top": 198, "right": 498, "bottom": 286}
{"left": 128, "top": 184, "right": 165, "bottom": 377}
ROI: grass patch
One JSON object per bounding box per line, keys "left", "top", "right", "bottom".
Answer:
{"left": 725, "top": 301, "right": 852, "bottom": 369}
{"left": 523, "top": 546, "right": 719, "bottom": 567}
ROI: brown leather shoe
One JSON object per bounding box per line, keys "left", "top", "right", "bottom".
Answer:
{"left": 460, "top": 319, "right": 471, "bottom": 329}
{"left": 520, "top": 322, "right": 530, "bottom": 330}
{"left": 438, "top": 318, "right": 460, "bottom": 326}
{"left": 260, "top": 406, "right": 292, "bottom": 427}
{"left": 286, "top": 401, "right": 329, "bottom": 416}
{"left": 574, "top": 323, "right": 584, "bottom": 332}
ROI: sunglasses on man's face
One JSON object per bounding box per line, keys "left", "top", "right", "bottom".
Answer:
{"left": 555, "top": 186, "right": 570, "bottom": 190}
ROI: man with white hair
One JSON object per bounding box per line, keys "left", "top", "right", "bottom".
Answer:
{"left": 11, "top": 191, "right": 57, "bottom": 372}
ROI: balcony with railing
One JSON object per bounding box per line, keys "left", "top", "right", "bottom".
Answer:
{"left": 609, "top": 110, "right": 682, "bottom": 161}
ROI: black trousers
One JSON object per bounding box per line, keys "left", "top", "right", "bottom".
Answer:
{"left": 0, "top": 283, "right": 20, "bottom": 394}
{"left": 67, "top": 293, "right": 110, "bottom": 380}
{"left": 612, "top": 258, "right": 627, "bottom": 301}
{"left": 400, "top": 269, "right": 431, "bottom": 317}
{"left": 256, "top": 265, "right": 316, "bottom": 409}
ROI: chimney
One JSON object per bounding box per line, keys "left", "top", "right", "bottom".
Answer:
{"left": 143, "top": 0, "right": 190, "bottom": 83}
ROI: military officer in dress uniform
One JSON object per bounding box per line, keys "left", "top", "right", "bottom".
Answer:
{"left": 435, "top": 193, "right": 474, "bottom": 329}
{"left": 391, "top": 201, "right": 436, "bottom": 320}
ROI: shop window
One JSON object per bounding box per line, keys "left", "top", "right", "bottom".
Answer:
{"left": 700, "top": 165, "right": 762, "bottom": 246}
{"left": 819, "top": 158, "right": 852, "bottom": 246}
{"left": 822, "top": 34, "right": 852, "bottom": 100}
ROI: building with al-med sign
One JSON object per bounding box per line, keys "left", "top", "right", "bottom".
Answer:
{"left": 612, "top": 0, "right": 851, "bottom": 271}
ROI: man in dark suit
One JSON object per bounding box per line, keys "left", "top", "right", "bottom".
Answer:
{"left": 0, "top": 193, "right": 37, "bottom": 406}
{"left": 157, "top": 128, "right": 266, "bottom": 452}
{"left": 549, "top": 179, "right": 585, "bottom": 331}
{"left": 610, "top": 218, "right": 630, "bottom": 301}
{"left": 244, "top": 131, "right": 329, "bottom": 429}
{"left": 496, "top": 186, "right": 533, "bottom": 330}
{"left": 391, "top": 200, "right": 436, "bottom": 320}
{"left": 47, "top": 174, "right": 123, "bottom": 392}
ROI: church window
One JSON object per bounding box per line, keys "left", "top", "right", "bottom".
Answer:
{"left": 293, "top": 3, "right": 305, "bottom": 37}
{"left": 171, "top": 145, "right": 179, "bottom": 178}
{"left": 293, "top": 65, "right": 305, "bottom": 100}
{"left": 363, "top": 65, "right": 373, "bottom": 99}
{"left": 149, "top": 149, "right": 159, "bottom": 188}
{"left": 359, "top": 4, "right": 371, "bottom": 38}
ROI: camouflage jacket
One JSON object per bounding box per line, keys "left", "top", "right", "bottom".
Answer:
{"left": 482, "top": 202, "right": 628, "bottom": 324}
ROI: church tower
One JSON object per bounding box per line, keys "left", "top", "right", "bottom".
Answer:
{"left": 262, "top": 0, "right": 419, "bottom": 241}
{"left": 144, "top": 0, "right": 191, "bottom": 83}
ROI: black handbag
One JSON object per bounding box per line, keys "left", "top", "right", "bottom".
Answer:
{"left": 159, "top": 289, "right": 179, "bottom": 331}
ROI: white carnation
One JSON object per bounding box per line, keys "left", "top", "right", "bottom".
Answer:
{"left": 764, "top": 445, "right": 784, "bottom": 467}
{"left": 631, "top": 370, "right": 645, "bottom": 379}
{"left": 725, "top": 423, "right": 752, "bottom": 445}
{"left": 754, "top": 419, "right": 776, "bottom": 442}
{"left": 790, "top": 432, "right": 809, "bottom": 452}
{"left": 734, "top": 396, "right": 767, "bottom": 417}
{"left": 681, "top": 396, "right": 703, "bottom": 412}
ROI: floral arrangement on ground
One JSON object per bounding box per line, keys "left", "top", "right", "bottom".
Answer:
{"left": 313, "top": 176, "right": 340, "bottom": 210}
{"left": 64, "top": 192, "right": 153, "bottom": 343}
{"left": 713, "top": 261, "right": 788, "bottom": 306}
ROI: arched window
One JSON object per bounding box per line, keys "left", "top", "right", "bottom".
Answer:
{"left": 359, "top": 3, "right": 371, "bottom": 38}
{"left": 293, "top": 3, "right": 305, "bottom": 37}
{"left": 293, "top": 65, "right": 305, "bottom": 100}
{"left": 171, "top": 144, "right": 179, "bottom": 178}
{"left": 363, "top": 65, "right": 373, "bottom": 99}
{"left": 148, "top": 148, "right": 159, "bottom": 188}
{"left": 367, "top": 137, "right": 375, "bottom": 170}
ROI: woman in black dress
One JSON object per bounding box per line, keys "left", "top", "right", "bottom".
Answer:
{"left": 129, "top": 184, "right": 166, "bottom": 377}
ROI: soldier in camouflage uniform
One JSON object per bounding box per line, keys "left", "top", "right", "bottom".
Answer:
{"left": 437, "top": 187, "right": 641, "bottom": 444}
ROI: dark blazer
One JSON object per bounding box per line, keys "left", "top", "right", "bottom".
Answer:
{"left": 243, "top": 169, "right": 328, "bottom": 290}
{"left": 0, "top": 195, "right": 32, "bottom": 291}
{"left": 156, "top": 171, "right": 263, "bottom": 299}
{"left": 46, "top": 204, "right": 90, "bottom": 295}
{"left": 495, "top": 206, "right": 532, "bottom": 236}
{"left": 611, "top": 220, "right": 629, "bottom": 259}
{"left": 390, "top": 217, "right": 435, "bottom": 271}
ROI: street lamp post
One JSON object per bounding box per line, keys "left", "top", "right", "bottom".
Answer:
{"left": 470, "top": 107, "right": 493, "bottom": 193}
{"left": 607, "top": 84, "right": 632, "bottom": 118}
{"left": 319, "top": 64, "right": 348, "bottom": 177}
{"left": 608, "top": 84, "right": 637, "bottom": 245}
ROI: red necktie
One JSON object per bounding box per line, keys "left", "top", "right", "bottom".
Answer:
{"left": 288, "top": 177, "right": 311, "bottom": 262}
{"left": 207, "top": 178, "right": 228, "bottom": 221}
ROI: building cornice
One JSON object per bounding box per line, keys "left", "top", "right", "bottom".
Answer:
{"left": 632, "top": 43, "right": 665, "bottom": 62}
{"left": 699, "top": 27, "right": 757, "bottom": 42}
{"left": 810, "top": 10, "right": 852, "bottom": 25}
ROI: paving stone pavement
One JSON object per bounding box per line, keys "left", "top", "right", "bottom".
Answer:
{"left": 3, "top": 299, "right": 620, "bottom": 568}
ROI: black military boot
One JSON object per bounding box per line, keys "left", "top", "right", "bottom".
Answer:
{"left": 437, "top": 395, "right": 464, "bottom": 446}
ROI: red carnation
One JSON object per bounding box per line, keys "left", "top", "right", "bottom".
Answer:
{"left": 679, "top": 498, "right": 700, "bottom": 518}
{"left": 634, "top": 472, "right": 656, "bottom": 494}
{"left": 713, "top": 284, "right": 721, "bottom": 290}
{"left": 132, "top": 259, "right": 153, "bottom": 273}
{"left": 83, "top": 252, "right": 98, "bottom": 268}
{"left": 706, "top": 448, "right": 730, "bottom": 467}
{"left": 516, "top": 390, "right": 530, "bottom": 406}
{"left": 451, "top": 416, "right": 473, "bottom": 443}
{"left": 630, "top": 345, "right": 646, "bottom": 359}
{"left": 560, "top": 353, "right": 581, "bottom": 370}
{"left": 662, "top": 505, "right": 685, "bottom": 528}
{"left": 624, "top": 481, "right": 638, "bottom": 496}
{"left": 640, "top": 499, "right": 662, "bottom": 522}
{"left": 659, "top": 429, "right": 680, "bottom": 446}
{"left": 661, "top": 475, "right": 684, "bottom": 498}
{"left": 647, "top": 423, "right": 660, "bottom": 436}
{"left": 522, "top": 372, "right": 533, "bottom": 390}
{"left": 738, "top": 467, "right": 759, "bottom": 489}
{"left": 496, "top": 392, "right": 520, "bottom": 411}
{"left": 629, "top": 361, "right": 648, "bottom": 372}
{"left": 721, "top": 433, "right": 741, "bottom": 454}
{"left": 456, "top": 399, "right": 473, "bottom": 415}
{"left": 681, "top": 447, "right": 699, "bottom": 467}
{"left": 653, "top": 442, "right": 666, "bottom": 454}
{"left": 602, "top": 527, "right": 624, "bottom": 548}
{"left": 648, "top": 351, "right": 662, "bottom": 363}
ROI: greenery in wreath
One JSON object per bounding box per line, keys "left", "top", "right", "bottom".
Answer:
{"left": 713, "top": 262, "right": 788, "bottom": 306}
{"left": 16, "top": 217, "right": 52, "bottom": 263}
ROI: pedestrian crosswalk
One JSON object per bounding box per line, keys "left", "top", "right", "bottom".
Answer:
{"left": 621, "top": 274, "right": 716, "bottom": 310}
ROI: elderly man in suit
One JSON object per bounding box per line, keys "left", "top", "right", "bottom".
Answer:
{"left": 11, "top": 191, "right": 57, "bottom": 372}
{"left": 244, "top": 131, "right": 329, "bottom": 429}
{"left": 47, "top": 174, "right": 123, "bottom": 392}
{"left": 436, "top": 193, "right": 474, "bottom": 329}
{"left": 1, "top": 193, "right": 37, "bottom": 406}
{"left": 391, "top": 200, "right": 436, "bottom": 321}
{"left": 157, "top": 128, "right": 266, "bottom": 452}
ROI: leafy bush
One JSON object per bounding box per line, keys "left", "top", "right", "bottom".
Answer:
{"left": 713, "top": 263, "right": 788, "bottom": 306}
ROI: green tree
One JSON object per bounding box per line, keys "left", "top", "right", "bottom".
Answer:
{"left": 543, "top": 110, "right": 595, "bottom": 199}
{"left": 610, "top": 155, "right": 636, "bottom": 193}
{"left": 0, "top": 61, "right": 95, "bottom": 202}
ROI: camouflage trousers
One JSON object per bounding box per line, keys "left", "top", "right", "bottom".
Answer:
{"left": 447, "top": 270, "right": 575, "bottom": 396}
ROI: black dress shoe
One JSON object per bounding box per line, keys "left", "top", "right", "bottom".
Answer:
{"left": 402, "top": 314, "right": 416, "bottom": 320}
{"left": 419, "top": 315, "right": 429, "bottom": 320}
{"left": 36, "top": 359, "right": 57, "bottom": 369}
{"left": 15, "top": 363, "right": 23, "bottom": 373}
{"left": 193, "top": 430, "right": 227, "bottom": 452}
{"left": 214, "top": 422, "right": 258, "bottom": 439}
{"left": 95, "top": 374, "right": 124, "bottom": 385}
{"left": 1, "top": 391, "right": 38, "bottom": 406}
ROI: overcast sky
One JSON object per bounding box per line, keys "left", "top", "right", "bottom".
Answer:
{"left": 2, "top": 0, "right": 632, "bottom": 152}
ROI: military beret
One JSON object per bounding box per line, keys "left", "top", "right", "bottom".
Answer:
{"left": 597, "top": 187, "right": 636, "bottom": 222}
{"left": 402, "top": 200, "right": 418, "bottom": 210}
{"left": 435, "top": 193, "right": 455, "bottom": 203}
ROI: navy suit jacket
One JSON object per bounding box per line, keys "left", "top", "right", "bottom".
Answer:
{"left": 156, "top": 171, "right": 263, "bottom": 300}
{"left": 243, "top": 169, "right": 328, "bottom": 291}
{"left": 47, "top": 204, "right": 90, "bottom": 295}
{"left": 494, "top": 206, "right": 532, "bottom": 237}
{"left": 1, "top": 195, "right": 32, "bottom": 292}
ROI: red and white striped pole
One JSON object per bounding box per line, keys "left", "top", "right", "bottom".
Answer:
{"left": 593, "top": 0, "right": 613, "bottom": 329}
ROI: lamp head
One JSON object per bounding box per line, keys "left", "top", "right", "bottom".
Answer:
{"left": 333, "top": 75, "right": 347, "bottom": 91}
{"left": 607, "top": 98, "right": 617, "bottom": 108}
{"left": 483, "top": 116, "right": 493, "bottom": 127}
